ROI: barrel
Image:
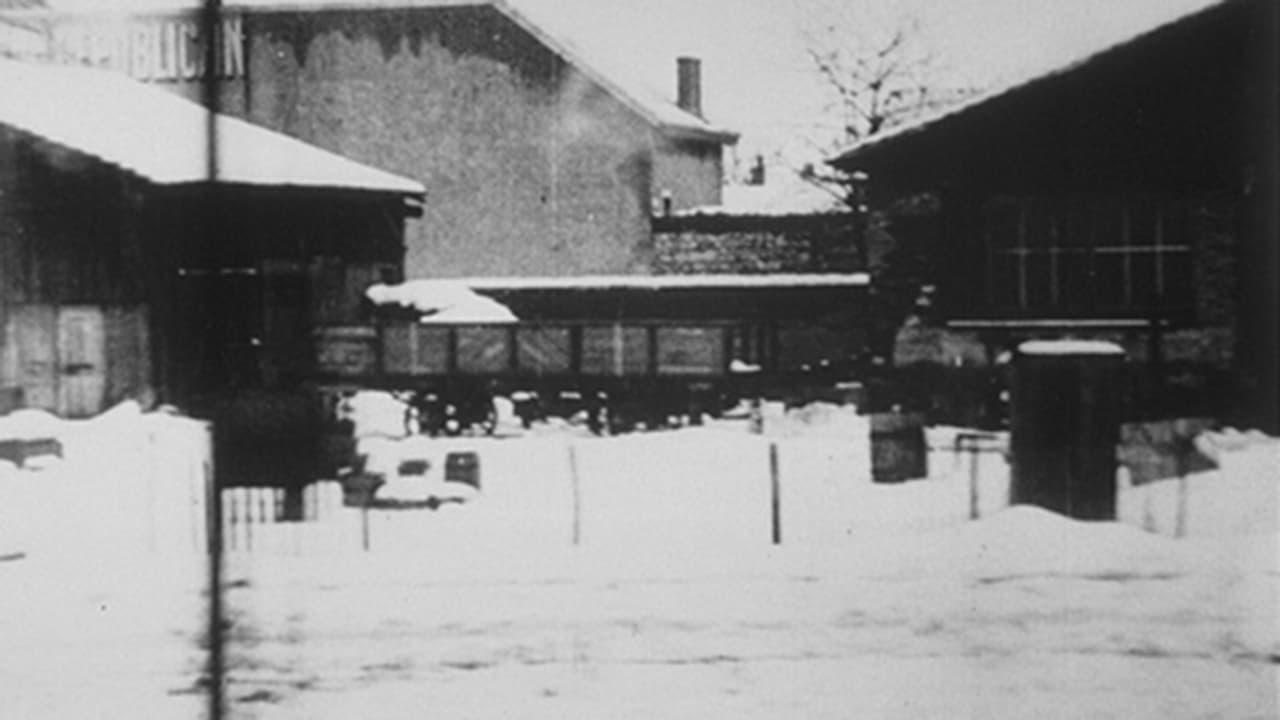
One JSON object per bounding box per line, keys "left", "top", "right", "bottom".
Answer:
{"left": 870, "top": 410, "right": 927, "bottom": 483}
{"left": 1010, "top": 340, "right": 1126, "bottom": 520}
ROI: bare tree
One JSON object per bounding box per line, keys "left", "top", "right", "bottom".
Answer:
{"left": 797, "top": 0, "right": 976, "bottom": 151}
{"left": 792, "top": 2, "right": 984, "bottom": 382}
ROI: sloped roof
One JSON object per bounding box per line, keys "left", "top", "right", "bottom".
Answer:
{"left": 14, "top": 0, "right": 738, "bottom": 144}
{"left": 829, "top": 0, "right": 1229, "bottom": 170}
{"left": 0, "top": 58, "right": 425, "bottom": 194}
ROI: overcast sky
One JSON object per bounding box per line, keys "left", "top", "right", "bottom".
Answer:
{"left": 56, "top": 0, "right": 1223, "bottom": 174}
{"left": 512, "top": 0, "right": 1220, "bottom": 173}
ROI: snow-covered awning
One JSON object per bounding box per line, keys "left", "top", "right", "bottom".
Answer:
{"left": 0, "top": 58, "right": 425, "bottom": 195}
{"left": 366, "top": 280, "right": 518, "bottom": 324}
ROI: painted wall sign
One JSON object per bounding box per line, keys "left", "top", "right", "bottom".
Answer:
{"left": 49, "top": 14, "right": 244, "bottom": 81}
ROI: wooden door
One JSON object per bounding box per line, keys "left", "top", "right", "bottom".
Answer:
{"left": 56, "top": 306, "right": 106, "bottom": 417}
{"left": 8, "top": 305, "right": 57, "bottom": 412}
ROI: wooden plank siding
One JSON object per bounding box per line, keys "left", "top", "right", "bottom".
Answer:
{"left": 0, "top": 124, "right": 409, "bottom": 416}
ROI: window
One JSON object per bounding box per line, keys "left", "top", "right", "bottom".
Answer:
{"left": 980, "top": 193, "right": 1192, "bottom": 317}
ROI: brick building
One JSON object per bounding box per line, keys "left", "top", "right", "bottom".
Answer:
{"left": 830, "top": 0, "right": 1279, "bottom": 430}
{"left": 2, "top": 0, "right": 737, "bottom": 279}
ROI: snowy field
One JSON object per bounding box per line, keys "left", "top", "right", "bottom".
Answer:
{"left": 0, "top": 398, "right": 1277, "bottom": 718}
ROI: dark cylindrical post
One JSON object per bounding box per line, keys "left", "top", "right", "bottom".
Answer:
{"left": 1010, "top": 340, "right": 1126, "bottom": 520}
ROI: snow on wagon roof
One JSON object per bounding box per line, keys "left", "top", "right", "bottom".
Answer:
{"left": 459, "top": 273, "right": 871, "bottom": 292}
{"left": 0, "top": 58, "right": 425, "bottom": 194}
{"left": 1018, "top": 340, "right": 1126, "bottom": 356}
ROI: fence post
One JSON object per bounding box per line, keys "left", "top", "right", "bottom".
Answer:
{"left": 968, "top": 440, "right": 980, "bottom": 521}
{"left": 1174, "top": 439, "right": 1190, "bottom": 538}
{"left": 568, "top": 443, "right": 582, "bottom": 546}
{"left": 769, "top": 442, "right": 781, "bottom": 545}
{"left": 957, "top": 432, "right": 1002, "bottom": 521}
{"left": 361, "top": 498, "right": 371, "bottom": 552}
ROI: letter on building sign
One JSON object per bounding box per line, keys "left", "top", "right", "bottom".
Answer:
{"left": 177, "top": 23, "right": 198, "bottom": 80}
{"left": 51, "top": 15, "right": 244, "bottom": 82}
{"left": 130, "top": 24, "right": 151, "bottom": 79}
{"left": 221, "top": 18, "right": 244, "bottom": 78}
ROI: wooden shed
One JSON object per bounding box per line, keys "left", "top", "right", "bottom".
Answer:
{"left": 829, "top": 0, "right": 1278, "bottom": 430}
{"left": 0, "top": 58, "right": 424, "bottom": 418}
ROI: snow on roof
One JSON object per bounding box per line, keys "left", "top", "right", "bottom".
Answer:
{"left": 1018, "top": 340, "right": 1126, "bottom": 357}
{"left": 829, "top": 0, "right": 1228, "bottom": 169}
{"left": 0, "top": 59, "right": 425, "bottom": 194}
{"left": 366, "top": 280, "right": 518, "bottom": 323}
{"left": 17, "top": 0, "right": 738, "bottom": 144}
{"left": 502, "top": 0, "right": 737, "bottom": 144}
{"left": 678, "top": 178, "right": 850, "bottom": 217}
{"left": 458, "top": 273, "right": 870, "bottom": 292}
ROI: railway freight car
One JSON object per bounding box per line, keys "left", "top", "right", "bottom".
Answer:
{"left": 311, "top": 274, "right": 872, "bottom": 437}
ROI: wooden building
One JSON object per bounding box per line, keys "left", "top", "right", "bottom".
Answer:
{"left": 2, "top": 0, "right": 738, "bottom": 279}
{"left": 0, "top": 58, "right": 423, "bottom": 418}
{"left": 830, "top": 0, "right": 1279, "bottom": 431}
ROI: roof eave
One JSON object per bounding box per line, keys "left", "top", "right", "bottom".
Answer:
{"left": 659, "top": 123, "right": 740, "bottom": 145}
{"left": 825, "top": 0, "right": 1234, "bottom": 173}
{"left": 491, "top": 0, "right": 740, "bottom": 147}
{"left": 154, "top": 179, "right": 425, "bottom": 196}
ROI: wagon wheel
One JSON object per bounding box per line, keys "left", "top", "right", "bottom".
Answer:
{"left": 442, "top": 410, "right": 464, "bottom": 437}
{"left": 586, "top": 398, "right": 610, "bottom": 436}
{"left": 478, "top": 401, "right": 498, "bottom": 436}
{"left": 403, "top": 403, "right": 422, "bottom": 436}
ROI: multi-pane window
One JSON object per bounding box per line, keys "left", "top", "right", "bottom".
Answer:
{"left": 981, "top": 194, "right": 1193, "bottom": 317}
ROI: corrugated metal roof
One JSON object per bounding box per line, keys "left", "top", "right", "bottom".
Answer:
{"left": 0, "top": 58, "right": 425, "bottom": 193}
{"left": 17, "top": 0, "right": 738, "bottom": 144}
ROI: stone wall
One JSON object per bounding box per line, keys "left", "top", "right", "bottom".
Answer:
{"left": 651, "top": 214, "right": 859, "bottom": 274}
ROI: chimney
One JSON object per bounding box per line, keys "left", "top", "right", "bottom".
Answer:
{"left": 676, "top": 56, "right": 702, "bottom": 118}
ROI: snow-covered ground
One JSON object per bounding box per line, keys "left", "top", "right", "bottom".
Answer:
{"left": 0, "top": 398, "right": 1276, "bottom": 718}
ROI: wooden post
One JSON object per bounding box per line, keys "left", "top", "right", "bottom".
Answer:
{"left": 1174, "top": 440, "right": 1189, "bottom": 538}
{"left": 769, "top": 442, "right": 781, "bottom": 545}
{"left": 568, "top": 443, "right": 582, "bottom": 546}
{"left": 201, "top": 422, "right": 224, "bottom": 720}
{"left": 968, "top": 442, "right": 980, "bottom": 521}
{"left": 361, "top": 500, "right": 371, "bottom": 552}
{"left": 958, "top": 432, "right": 997, "bottom": 520}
